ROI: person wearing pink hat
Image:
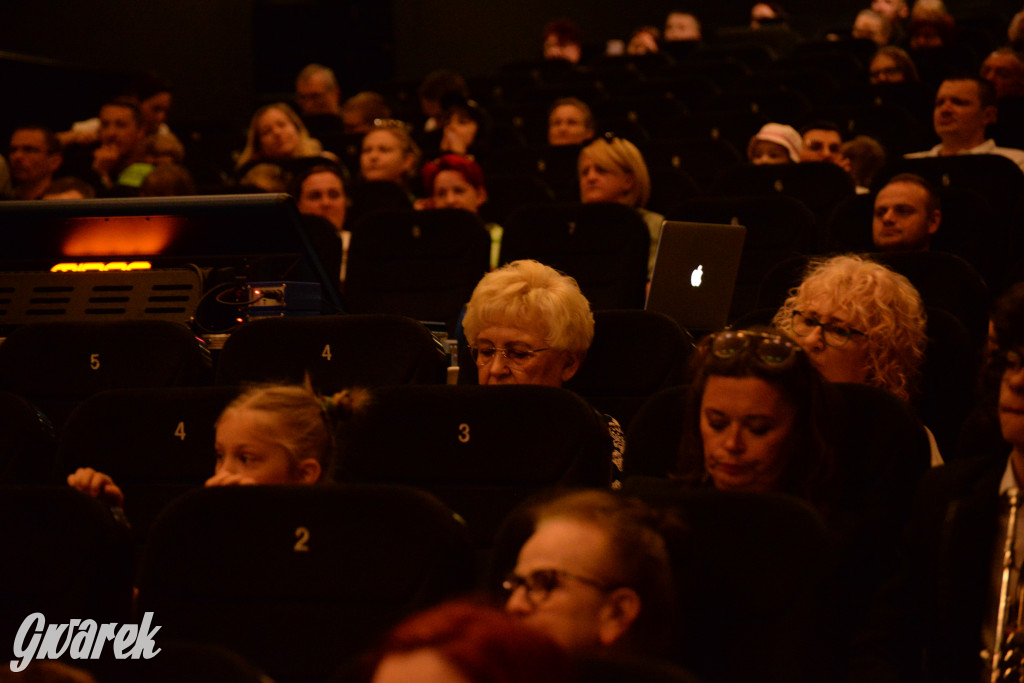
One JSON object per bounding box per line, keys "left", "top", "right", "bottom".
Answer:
{"left": 747, "top": 123, "right": 803, "bottom": 165}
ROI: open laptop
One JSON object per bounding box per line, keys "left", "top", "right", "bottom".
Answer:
{"left": 644, "top": 220, "right": 746, "bottom": 333}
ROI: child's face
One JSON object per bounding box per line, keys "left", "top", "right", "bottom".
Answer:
{"left": 214, "top": 407, "right": 311, "bottom": 485}
{"left": 749, "top": 140, "right": 792, "bottom": 165}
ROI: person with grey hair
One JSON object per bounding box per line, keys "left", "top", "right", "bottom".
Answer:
{"left": 294, "top": 63, "right": 342, "bottom": 118}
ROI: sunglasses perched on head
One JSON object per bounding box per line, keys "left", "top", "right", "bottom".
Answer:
{"left": 708, "top": 329, "right": 803, "bottom": 368}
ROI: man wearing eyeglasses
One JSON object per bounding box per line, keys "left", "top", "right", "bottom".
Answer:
{"left": 503, "top": 490, "right": 675, "bottom": 656}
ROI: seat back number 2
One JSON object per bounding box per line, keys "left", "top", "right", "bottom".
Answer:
{"left": 294, "top": 526, "right": 310, "bottom": 552}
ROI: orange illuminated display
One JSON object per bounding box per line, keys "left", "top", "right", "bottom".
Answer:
{"left": 61, "top": 215, "right": 183, "bottom": 257}
{"left": 51, "top": 261, "right": 153, "bottom": 273}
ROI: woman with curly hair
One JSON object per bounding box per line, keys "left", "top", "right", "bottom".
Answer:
{"left": 772, "top": 254, "right": 927, "bottom": 403}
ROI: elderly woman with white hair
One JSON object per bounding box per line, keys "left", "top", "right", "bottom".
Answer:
{"left": 578, "top": 136, "right": 663, "bottom": 277}
{"left": 462, "top": 259, "right": 625, "bottom": 480}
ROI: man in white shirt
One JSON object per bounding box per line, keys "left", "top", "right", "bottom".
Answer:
{"left": 905, "top": 76, "right": 1024, "bottom": 173}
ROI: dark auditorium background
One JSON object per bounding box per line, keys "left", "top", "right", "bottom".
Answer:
{"left": 0, "top": 0, "right": 1018, "bottom": 137}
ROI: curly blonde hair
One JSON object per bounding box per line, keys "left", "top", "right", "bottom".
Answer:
{"left": 771, "top": 254, "right": 927, "bottom": 400}
{"left": 462, "top": 260, "right": 594, "bottom": 355}
{"left": 236, "top": 102, "right": 322, "bottom": 169}
{"left": 578, "top": 136, "right": 651, "bottom": 208}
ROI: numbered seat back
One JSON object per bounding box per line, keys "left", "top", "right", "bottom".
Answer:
{"left": 58, "top": 386, "right": 239, "bottom": 545}
{"left": 0, "top": 391, "right": 58, "bottom": 484}
{"left": 337, "top": 384, "right": 612, "bottom": 547}
{"left": 0, "top": 486, "right": 133, "bottom": 647}
{"left": 0, "top": 320, "right": 211, "bottom": 431}
{"left": 137, "top": 484, "right": 473, "bottom": 682}
{"left": 215, "top": 313, "right": 446, "bottom": 391}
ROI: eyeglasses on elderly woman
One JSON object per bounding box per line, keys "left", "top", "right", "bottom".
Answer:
{"left": 791, "top": 311, "right": 866, "bottom": 348}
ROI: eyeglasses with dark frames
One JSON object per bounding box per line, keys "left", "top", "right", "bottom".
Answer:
{"left": 791, "top": 311, "right": 866, "bottom": 348}
{"left": 502, "top": 568, "right": 616, "bottom": 606}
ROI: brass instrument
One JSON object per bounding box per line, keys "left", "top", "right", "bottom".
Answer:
{"left": 993, "top": 489, "right": 1022, "bottom": 683}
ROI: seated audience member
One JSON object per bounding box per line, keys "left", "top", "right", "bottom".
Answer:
{"left": 906, "top": 76, "right": 1024, "bottom": 172}
{"left": 138, "top": 163, "right": 196, "bottom": 197}
{"left": 747, "top": 123, "right": 802, "bottom": 165}
{"left": 504, "top": 489, "right": 675, "bottom": 656}
{"left": 869, "top": 45, "right": 921, "bottom": 84}
{"left": 627, "top": 26, "right": 661, "bottom": 55}
{"left": 293, "top": 163, "right": 349, "bottom": 234}
{"left": 141, "top": 131, "right": 186, "bottom": 166}
{"left": 462, "top": 260, "right": 624, "bottom": 478}
{"left": 418, "top": 70, "right": 469, "bottom": 135}
{"left": 853, "top": 9, "right": 893, "bottom": 45}
{"left": 838, "top": 135, "right": 887, "bottom": 192}
{"left": 578, "top": 136, "right": 662, "bottom": 276}
{"left": 772, "top": 254, "right": 927, "bottom": 405}
{"left": 40, "top": 176, "right": 95, "bottom": 200}
{"left": 871, "top": 173, "right": 942, "bottom": 252}
{"left": 359, "top": 119, "right": 421, "bottom": 194}
{"left": 437, "top": 95, "right": 492, "bottom": 158}
{"left": 872, "top": 0, "right": 909, "bottom": 25}
{"left": 663, "top": 11, "right": 702, "bottom": 42}
{"left": 239, "top": 162, "right": 290, "bottom": 193}
{"left": 294, "top": 63, "right": 343, "bottom": 119}
{"left": 800, "top": 122, "right": 843, "bottom": 163}
{"left": 68, "top": 382, "right": 370, "bottom": 505}
{"left": 981, "top": 47, "right": 1024, "bottom": 100}
{"left": 908, "top": 0, "right": 955, "bottom": 49}
{"left": 291, "top": 163, "right": 349, "bottom": 282}
{"left": 1011, "top": 10, "right": 1024, "bottom": 52}
{"left": 59, "top": 72, "right": 175, "bottom": 147}
{"left": 418, "top": 154, "right": 500, "bottom": 269}
{"left": 750, "top": 2, "right": 786, "bottom": 29}
{"left": 8, "top": 126, "right": 62, "bottom": 200}
{"left": 542, "top": 19, "right": 583, "bottom": 64}
{"left": 88, "top": 97, "right": 151, "bottom": 193}
{"left": 463, "top": 260, "right": 592, "bottom": 391}
{"left": 547, "top": 98, "right": 595, "bottom": 147}
{"left": 235, "top": 102, "right": 331, "bottom": 177}
{"left": 907, "top": 283, "right": 1024, "bottom": 682}
{"left": 366, "top": 601, "right": 571, "bottom": 683}
{"left": 341, "top": 92, "right": 392, "bottom": 136}
{"left": 674, "top": 328, "right": 837, "bottom": 508}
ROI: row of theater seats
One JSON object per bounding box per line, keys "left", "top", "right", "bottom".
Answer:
{"left": 3, "top": 473, "right": 913, "bottom": 683}
{"left": 340, "top": 168, "right": 1013, "bottom": 339}
{"left": 0, "top": 240, "right": 986, "bottom": 459}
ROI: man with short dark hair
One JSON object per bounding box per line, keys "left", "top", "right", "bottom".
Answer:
{"left": 90, "top": 98, "right": 148, "bottom": 191}
{"left": 872, "top": 173, "right": 942, "bottom": 252}
{"left": 800, "top": 122, "right": 844, "bottom": 163}
{"left": 906, "top": 76, "right": 1024, "bottom": 172}
{"left": 8, "top": 126, "right": 62, "bottom": 200}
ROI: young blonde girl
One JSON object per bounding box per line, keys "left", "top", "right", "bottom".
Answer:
{"left": 68, "top": 383, "right": 369, "bottom": 506}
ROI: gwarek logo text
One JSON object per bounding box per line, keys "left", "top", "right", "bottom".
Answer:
{"left": 9, "top": 612, "right": 161, "bottom": 672}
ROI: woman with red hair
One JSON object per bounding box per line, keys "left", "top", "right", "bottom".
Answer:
{"left": 365, "top": 601, "right": 572, "bottom": 683}
{"left": 418, "top": 154, "right": 501, "bottom": 269}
